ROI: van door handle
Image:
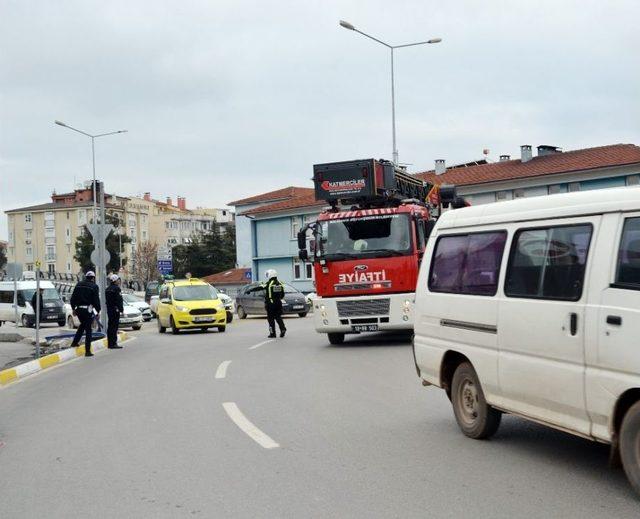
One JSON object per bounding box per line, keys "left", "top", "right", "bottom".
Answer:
{"left": 606, "top": 315, "right": 622, "bottom": 326}
{"left": 570, "top": 313, "right": 578, "bottom": 336}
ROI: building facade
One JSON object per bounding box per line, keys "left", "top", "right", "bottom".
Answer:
{"left": 232, "top": 190, "right": 325, "bottom": 292}
{"left": 229, "top": 187, "right": 315, "bottom": 269}
{"left": 5, "top": 186, "right": 234, "bottom": 276}
{"left": 416, "top": 143, "right": 640, "bottom": 205}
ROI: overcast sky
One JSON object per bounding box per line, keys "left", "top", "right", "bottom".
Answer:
{"left": 1, "top": 0, "right": 639, "bottom": 239}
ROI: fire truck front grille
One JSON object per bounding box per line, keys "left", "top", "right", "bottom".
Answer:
{"left": 336, "top": 299, "right": 390, "bottom": 317}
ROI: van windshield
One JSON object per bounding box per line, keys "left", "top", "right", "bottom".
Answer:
{"left": 22, "top": 288, "right": 60, "bottom": 302}
{"left": 173, "top": 285, "right": 218, "bottom": 301}
{"left": 321, "top": 214, "right": 412, "bottom": 259}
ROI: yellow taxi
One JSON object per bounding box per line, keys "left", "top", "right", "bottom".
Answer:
{"left": 157, "top": 278, "right": 227, "bottom": 334}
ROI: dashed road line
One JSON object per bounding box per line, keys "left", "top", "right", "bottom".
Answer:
{"left": 222, "top": 402, "right": 279, "bottom": 449}
{"left": 215, "top": 360, "right": 231, "bottom": 379}
{"left": 248, "top": 339, "right": 274, "bottom": 350}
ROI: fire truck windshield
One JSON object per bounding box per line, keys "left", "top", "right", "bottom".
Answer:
{"left": 321, "top": 214, "right": 412, "bottom": 259}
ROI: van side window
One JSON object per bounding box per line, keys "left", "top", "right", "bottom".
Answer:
{"left": 505, "top": 224, "right": 592, "bottom": 301}
{"left": 615, "top": 217, "right": 640, "bottom": 289}
{"left": 429, "top": 231, "right": 507, "bottom": 296}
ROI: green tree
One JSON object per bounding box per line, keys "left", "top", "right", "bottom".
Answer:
{"left": 172, "top": 223, "right": 236, "bottom": 278}
{"left": 74, "top": 214, "right": 131, "bottom": 273}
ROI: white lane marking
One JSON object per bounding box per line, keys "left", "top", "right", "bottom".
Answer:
{"left": 215, "top": 360, "right": 231, "bottom": 379}
{"left": 248, "top": 339, "right": 274, "bottom": 350}
{"left": 222, "top": 402, "right": 280, "bottom": 449}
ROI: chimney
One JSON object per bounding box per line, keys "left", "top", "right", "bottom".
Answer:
{"left": 520, "top": 145, "right": 532, "bottom": 163}
{"left": 177, "top": 197, "right": 186, "bottom": 210}
{"left": 435, "top": 159, "right": 446, "bottom": 175}
{"left": 143, "top": 192, "right": 151, "bottom": 201}
{"left": 166, "top": 197, "right": 172, "bottom": 206}
{"left": 537, "top": 145, "right": 562, "bottom": 157}
{"left": 499, "top": 154, "right": 511, "bottom": 162}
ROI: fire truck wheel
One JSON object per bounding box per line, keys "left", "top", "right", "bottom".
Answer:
{"left": 327, "top": 333, "right": 345, "bottom": 345}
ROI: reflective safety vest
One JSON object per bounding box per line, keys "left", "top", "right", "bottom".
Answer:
{"left": 265, "top": 278, "right": 284, "bottom": 304}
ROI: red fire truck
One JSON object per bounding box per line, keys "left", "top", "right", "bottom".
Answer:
{"left": 297, "top": 158, "right": 461, "bottom": 344}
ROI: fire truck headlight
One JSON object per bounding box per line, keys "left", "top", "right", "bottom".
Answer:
{"left": 320, "top": 304, "right": 326, "bottom": 311}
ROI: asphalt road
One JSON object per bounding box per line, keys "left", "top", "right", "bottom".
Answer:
{"left": 0, "top": 315, "right": 638, "bottom": 518}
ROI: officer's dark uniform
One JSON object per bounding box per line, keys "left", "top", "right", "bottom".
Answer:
{"left": 30, "top": 290, "right": 44, "bottom": 327}
{"left": 105, "top": 280, "right": 124, "bottom": 348}
{"left": 70, "top": 276, "right": 101, "bottom": 356}
{"left": 265, "top": 276, "right": 286, "bottom": 338}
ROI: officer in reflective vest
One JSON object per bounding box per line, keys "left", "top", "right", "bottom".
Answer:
{"left": 264, "top": 269, "right": 286, "bottom": 338}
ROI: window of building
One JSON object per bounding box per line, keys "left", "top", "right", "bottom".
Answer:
{"left": 514, "top": 189, "right": 526, "bottom": 199}
{"left": 26, "top": 247, "right": 33, "bottom": 256}
{"left": 614, "top": 217, "right": 640, "bottom": 289}
{"left": 25, "top": 230, "right": 32, "bottom": 239}
{"left": 293, "top": 259, "right": 314, "bottom": 280}
{"left": 25, "top": 213, "right": 32, "bottom": 223}
{"left": 66, "top": 211, "right": 70, "bottom": 219}
{"left": 627, "top": 175, "right": 640, "bottom": 187}
{"left": 26, "top": 264, "right": 33, "bottom": 271}
{"left": 67, "top": 263, "right": 72, "bottom": 272}
{"left": 505, "top": 224, "right": 592, "bottom": 301}
{"left": 568, "top": 182, "right": 581, "bottom": 192}
{"left": 48, "top": 264, "right": 55, "bottom": 275}
{"left": 548, "top": 184, "right": 563, "bottom": 195}
{"left": 291, "top": 217, "right": 300, "bottom": 239}
{"left": 495, "top": 191, "right": 510, "bottom": 201}
{"left": 429, "top": 231, "right": 507, "bottom": 296}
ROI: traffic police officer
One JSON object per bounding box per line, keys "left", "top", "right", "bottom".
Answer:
{"left": 70, "top": 271, "right": 101, "bottom": 357}
{"left": 264, "top": 269, "right": 286, "bottom": 338}
{"left": 105, "top": 274, "right": 124, "bottom": 349}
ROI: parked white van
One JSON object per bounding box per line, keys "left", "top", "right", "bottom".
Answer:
{"left": 413, "top": 186, "right": 640, "bottom": 494}
{"left": 0, "top": 281, "right": 66, "bottom": 327}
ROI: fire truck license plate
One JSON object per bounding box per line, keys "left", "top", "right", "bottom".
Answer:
{"left": 352, "top": 324, "right": 379, "bottom": 332}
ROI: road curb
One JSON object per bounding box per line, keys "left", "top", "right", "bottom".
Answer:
{"left": 0, "top": 331, "right": 128, "bottom": 388}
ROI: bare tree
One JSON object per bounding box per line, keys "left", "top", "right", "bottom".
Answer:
{"left": 133, "top": 241, "right": 160, "bottom": 286}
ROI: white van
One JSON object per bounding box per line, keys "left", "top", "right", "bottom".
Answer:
{"left": 0, "top": 281, "right": 66, "bottom": 327}
{"left": 413, "top": 186, "right": 640, "bottom": 494}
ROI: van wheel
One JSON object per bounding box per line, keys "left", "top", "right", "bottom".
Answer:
{"left": 298, "top": 312, "right": 308, "bottom": 318}
{"left": 157, "top": 318, "right": 166, "bottom": 334}
{"left": 170, "top": 317, "right": 180, "bottom": 334}
{"left": 21, "top": 314, "right": 31, "bottom": 328}
{"left": 619, "top": 401, "right": 640, "bottom": 495}
{"left": 451, "top": 362, "right": 501, "bottom": 439}
{"left": 237, "top": 306, "right": 247, "bottom": 319}
{"left": 327, "top": 333, "right": 345, "bottom": 345}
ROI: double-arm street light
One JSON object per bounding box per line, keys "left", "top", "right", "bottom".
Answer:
{"left": 339, "top": 20, "right": 441, "bottom": 165}
{"left": 54, "top": 120, "right": 127, "bottom": 224}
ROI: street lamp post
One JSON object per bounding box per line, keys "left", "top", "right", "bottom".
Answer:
{"left": 54, "top": 120, "right": 127, "bottom": 226}
{"left": 339, "top": 20, "right": 441, "bottom": 165}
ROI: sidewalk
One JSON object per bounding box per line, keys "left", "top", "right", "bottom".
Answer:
{"left": 0, "top": 327, "right": 129, "bottom": 387}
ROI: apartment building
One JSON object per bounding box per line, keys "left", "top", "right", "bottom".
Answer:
{"left": 6, "top": 185, "right": 233, "bottom": 276}
{"left": 141, "top": 193, "right": 234, "bottom": 248}
{"left": 5, "top": 183, "right": 150, "bottom": 275}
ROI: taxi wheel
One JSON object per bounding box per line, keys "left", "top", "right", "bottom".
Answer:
{"left": 170, "top": 316, "right": 180, "bottom": 334}
{"left": 157, "top": 318, "right": 166, "bottom": 334}
{"left": 217, "top": 325, "right": 226, "bottom": 333}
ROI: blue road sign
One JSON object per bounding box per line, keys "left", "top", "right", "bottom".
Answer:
{"left": 244, "top": 270, "right": 252, "bottom": 280}
{"left": 157, "top": 260, "right": 173, "bottom": 275}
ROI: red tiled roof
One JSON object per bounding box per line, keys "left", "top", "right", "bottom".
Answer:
{"left": 202, "top": 268, "right": 251, "bottom": 285}
{"left": 243, "top": 192, "right": 326, "bottom": 216}
{"left": 5, "top": 201, "right": 119, "bottom": 213}
{"left": 228, "top": 186, "right": 313, "bottom": 206}
{"left": 415, "top": 144, "right": 640, "bottom": 187}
